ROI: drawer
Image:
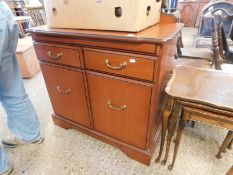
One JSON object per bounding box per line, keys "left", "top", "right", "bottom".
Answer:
{"left": 34, "top": 43, "right": 81, "bottom": 67}
{"left": 84, "top": 49, "right": 156, "bottom": 81}
{"left": 40, "top": 64, "right": 91, "bottom": 128}
{"left": 87, "top": 73, "right": 152, "bottom": 149}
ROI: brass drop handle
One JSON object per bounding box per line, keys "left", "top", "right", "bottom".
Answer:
{"left": 56, "top": 86, "right": 71, "bottom": 94}
{"left": 47, "top": 51, "right": 63, "bottom": 60}
{"left": 107, "top": 100, "right": 127, "bottom": 111}
{"left": 105, "top": 59, "right": 127, "bottom": 70}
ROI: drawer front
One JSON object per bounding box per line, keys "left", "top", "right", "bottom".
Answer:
{"left": 34, "top": 44, "right": 81, "bottom": 67}
{"left": 40, "top": 64, "right": 90, "bottom": 128}
{"left": 87, "top": 73, "right": 152, "bottom": 149}
{"left": 84, "top": 49, "right": 155, "bottom": 81}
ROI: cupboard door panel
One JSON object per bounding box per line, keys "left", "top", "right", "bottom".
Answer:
{"left": 41, "top": 64, "right": 90, "bottom": 127}
{"left": 87, "top": 73, "right": 152, "bottom": 149}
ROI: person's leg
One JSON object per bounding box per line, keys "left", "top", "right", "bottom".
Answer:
{"left": 0, "top": 2, "right": 42, "bottom": 145}
{"left": 0, "top": 148, "right": 12, "bottom": 175}
{"left": 0, "top": 3, "right": 13, "bottom": 174}
{"left": 0, "top": 53, "right": 42, "bottom": 143}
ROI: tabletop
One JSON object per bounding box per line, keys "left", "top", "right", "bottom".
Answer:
{"left": 166, "top": 66, "right": 233, "bottom": 112}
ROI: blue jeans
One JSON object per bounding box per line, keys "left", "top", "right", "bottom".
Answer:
{"left": 0, "top": 2, "right": 41, "bottom": 173}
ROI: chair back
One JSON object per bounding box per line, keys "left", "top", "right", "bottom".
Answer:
{"left": 198, "top": 2, "right": 233, "bottom": 38}
{"left": 212, "top": 20, "right": 223, "bottom": 70}
{"left": 214, "top": 14, "right": 233, "bottom": 63}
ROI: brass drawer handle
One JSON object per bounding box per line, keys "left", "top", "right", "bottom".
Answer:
{"left": 105, "top": 59, "right": 127, "bottom": 70}
{"left": 56, "top": 86, "right": 71, "bottom": 94}
{"left": 107, "top": 100, "right": 127, "bottom": 111}
{"left": 47, "top": 51, "right": 63, "bottom": 60}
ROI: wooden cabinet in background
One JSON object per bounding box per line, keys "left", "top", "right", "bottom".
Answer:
{"left": 16, "top": 37, "right": 40, "bottom": 78}
{"left": 29, "top": 15, "right": 182, "bottom": 165}
{"left": 177, "top": 0, "right": 210, "bottom": 28}
{"left": 177, "top": 1, "right": 199, "bottom": 27}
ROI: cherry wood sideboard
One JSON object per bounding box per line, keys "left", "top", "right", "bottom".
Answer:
{"left": 29, "top": 19, "right": 182, "bottom": 165}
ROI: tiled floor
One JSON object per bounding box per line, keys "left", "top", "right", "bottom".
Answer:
{"left": 0, "top": 28, "right": 232, "bottom": 175}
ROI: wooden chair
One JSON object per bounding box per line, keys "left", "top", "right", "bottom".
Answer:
{"left": 175, "top": 24, "right": 213, "bottom": 69}
{"left": 176, "top": 32, "right": 213, "bottom": 62}
{"left": 218, "top": 20, "right": 233, "bottom": 63}
{"left": 213, "top": 14, "right": 233, "bottom": 73}
{"left": 161, "top": 11, "right": 213, "bottom": 69}
{"left": 174, "top": 37, "right": 213, "bottom": 69}
{"left": 194, "top": 2, "right": 233, "bottom": 49}
{"left": 183, "top": 10, "right": 233, "bottom": 67}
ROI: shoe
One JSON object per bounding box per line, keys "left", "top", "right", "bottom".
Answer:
{"left": 1, "top": 166, "right": 13, "bottom": 175}
{"left": 2, "top": 136, "right": 44, "bottom": 148}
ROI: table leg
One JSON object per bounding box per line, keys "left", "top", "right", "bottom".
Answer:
{"left": 168, "top": 109, "right": 188, "bottom": 170}
{"left": 226, "top": 165, "right": 233, "bottom": 175}
{"left": 161, "top": 102, "right": 181, "bottom": 165}
{"left": 227, "top": 138, "right": 233, "bottom": 150}
{"left": 216, "top": 131, "right": 233, "bottom": 159}
{"left": 223, "top": 138, "right": 232, "bottom": 153}
{"left": 191, "top": 121, "right": 195, "bottom": 128}
{"left": 155, "top": 110, "right": 171, "bottom": 163}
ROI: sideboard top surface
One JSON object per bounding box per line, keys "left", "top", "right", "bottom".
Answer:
{"left": 28, "top": 23, "right": 183, "bottom": 44}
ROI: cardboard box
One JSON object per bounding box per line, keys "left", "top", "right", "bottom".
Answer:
{"left": 44, "top": 0, "right": 162, "bottom": 32}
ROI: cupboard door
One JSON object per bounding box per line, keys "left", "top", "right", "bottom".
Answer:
{"left": 41, "top": 64, "right": 90, "bottom": 128}
{"left": 87, "top": 73, "right": 152, "bottom": 149}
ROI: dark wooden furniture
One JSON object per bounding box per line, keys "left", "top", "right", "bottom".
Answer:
{"left": 155, "top": 22, "right": 233, "bottom": 169}
{"left": 218, "top": 21, "right": 233, "bottom": 63}
{"left": 228, "top": 138, "right": 233, "bottom": 150}
{"left": 216, "top": 131, "right": 233, "bottom": 158}
{"left": 162, "top": 14, "right": 213, "bottom": 69}
{"left": 212, "top": 18, "right": 233, "bottom": 73}
{"left": 156, "top": 24, "right": 233, "bottom": 169}
{"left": 175, "top": 35, "right": 213, "bottom": 69}
{"left": 161, "top": 66, "right": 233, "bottom": 170}
{"left": 194, "top": 2, "right": 233, "bottom": 49}
{"left": 29, "top": 15, "right": 183, "bottom": 165}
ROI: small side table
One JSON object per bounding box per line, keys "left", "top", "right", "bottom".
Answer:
{"left": 156, "top": 66, "right": 233, "bottom": 170}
